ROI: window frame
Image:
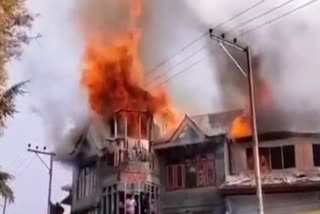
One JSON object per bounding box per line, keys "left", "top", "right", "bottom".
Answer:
{"left": 313, "top": 144, "right": 320, "bottom": 167}
{"left": 246, "top": 145, "right": 296, "bottom": 172}
{"left": 76, "top": 162, "right": 98, "bottom": 201}
{"left": 165, "top": 156, "right": 215, "bottom": 191}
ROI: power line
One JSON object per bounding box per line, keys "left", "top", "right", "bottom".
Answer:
{"left": 9, "top": 154, "right": 34, "bottom": 175}
{"left": 149, "top": 0, "right": 320, "bottom": 89}
{"left": 146, "top": 33, "right": 208, "bottom": 76}
{"left": 146, "top": 45, "right": 206, "bottom": 86}
{"left": 213, "top": 0, "right": 267, "bottom": 31}
{"left": 149, "top": 52, "right": 209, "bottom": 88}
{"left": 146, "top": 0, "right": 267, "bottom": 77}
{"left": 227, "top": 0, "right": 298, "bottom": 33}
{"left": 239, "top": 0, "right": 320, "bottom": 36}
{"left": 3, "top": 151, "right": 25, "bottom": 171}
{"left": 13, "top": 154, "right": 36, "bottom": 177}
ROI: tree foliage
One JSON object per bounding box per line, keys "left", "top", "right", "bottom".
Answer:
{"left": 0, "top": 0, "right": 34, "bottom": 203}
{"left": 0, "top": 170, "right": 14, "bottom": 203}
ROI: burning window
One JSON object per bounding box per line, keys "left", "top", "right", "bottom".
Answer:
{"left": 110, "top": 112, "right": 153, "bottom": 140}
{"left": 246, "top": 145, "right": 295, "bottom": 172}
{"left": 313, "top": 144, "right": 320, "bottom": 167}
{"left": 246, "top": 148, "right": 270, "bottom": 173}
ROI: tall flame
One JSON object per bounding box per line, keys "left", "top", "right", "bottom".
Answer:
{"left": 80, "top": 0, "right": 180, "bottom": 137}
{"left": 228, "top": 71, "right": 271, "bottom": 140}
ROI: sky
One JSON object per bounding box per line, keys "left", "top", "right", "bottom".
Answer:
{"left": 0, "top": 0, "right": 79, "bottom": 213}
{"left": 0, "top": 0, "right": 320, "bottom": 213}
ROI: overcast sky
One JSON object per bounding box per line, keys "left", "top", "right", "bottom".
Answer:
{"left": 0, "top": 0, "right": 79, "bottom": 213}
{"left": 0, "top": 0, "right": 320, "bottom": 213}
{"left": 0, "top": 0, "right": 209, "bottom": 213}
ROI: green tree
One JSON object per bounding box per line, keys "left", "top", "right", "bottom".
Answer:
{"left": 0, "top": 0, "right": 34, "bottom": 203}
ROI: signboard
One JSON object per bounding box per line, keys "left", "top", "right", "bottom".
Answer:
{"left": 119, "top": 161, "right": 148, "bottom": 183}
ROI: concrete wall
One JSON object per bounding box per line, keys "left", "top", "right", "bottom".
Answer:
{"left": 226, "top": 192, "right": 320, "bottom": 214}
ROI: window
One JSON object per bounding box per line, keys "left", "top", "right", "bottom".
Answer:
{"left": 246, "top": 145, "right": 295, "bottom": 172}
{"left": 165, "top": 157, "right": 215, "bottom": 190}
{"left": 76, "top": 164, "right": 98, "bottom": 200}
{"left": 106, "top": 153, "right": 115, "bottom": 166}
{"left": 185, "top": 161, "right": 197, "bottom": 188}
{"left": 87, "top": 209, "right": 99, "bottom": 214}
{"left": 166, "top": 164, "right": 184, "bottom": 189}
{"left": 313, "top": 144, "right": 320, "bottom": 167}
{"left": 102, "top": 188, "right": 107, "bottom": 214}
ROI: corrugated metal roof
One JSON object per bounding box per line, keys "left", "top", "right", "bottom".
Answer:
{"left": 190, "top": 110, "right": 242, "bottom": 136}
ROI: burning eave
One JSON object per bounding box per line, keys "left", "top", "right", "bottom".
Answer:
{"left": 228, "top": 131, "right": 320, "bottom": 143}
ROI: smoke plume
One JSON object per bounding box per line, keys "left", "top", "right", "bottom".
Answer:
{"left": 23, "top": 0, "right": 201, "bottom": 157}
{"left": 185, "top": 0, "right": 320, "bottom": 131}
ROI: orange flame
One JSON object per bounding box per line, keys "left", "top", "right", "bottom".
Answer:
{"left": 228, "top": 73, "right": 271, "bottom": 141}
{"left": 80, "top": 0, "right": 180, "bottom": 137}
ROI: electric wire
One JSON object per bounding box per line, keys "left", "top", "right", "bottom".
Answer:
{"left": 227, "top": 0, "right": 298, "bottom": 34}
{"left": 145, "top": 45, "right": 206, "bottom": 86}
{"left": 146, "top": 0, "right": 268, "bottom": 78}
{"left": 149, "top": 54, "right": 208, "bottom": 89}
{"left": 239, "top": 0, "right": 320, "bottom": 36}
{"left": 2, "top": 150, "right": 26, "bottom": 171}
{"left": 11, "top": 154, "right": 36, "bottom": 177}
{"left": 149, "top": 45, "right": 221, "bottom": 88}
{"left": 150, "top": 0, "right": 320, "bottom": 86}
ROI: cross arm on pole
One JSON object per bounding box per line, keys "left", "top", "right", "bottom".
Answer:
{"left": 208, "top": 29, "right": 264, "bottom": 214}
{"left": 27, "top": 148, "right": 56, "bottom": 156}
{"left": 209, "top": 29, "right": 249, "bottom": 77}
{"left": 209, "top": 29, "right": 246, "bottom": 51}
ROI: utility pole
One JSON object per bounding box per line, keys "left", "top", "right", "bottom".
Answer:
{"left": 2, "top": 197, "right": 7, "bottom": 214}
{"left": 209, "top": 29, "right": 264, "bottom": 214}
{"left": 27, "top": 144, "right": 56, "bottom": 214}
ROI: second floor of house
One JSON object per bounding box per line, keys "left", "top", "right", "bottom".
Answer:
{"left": 228, "top": 133, "right": 320, "bottom": 175}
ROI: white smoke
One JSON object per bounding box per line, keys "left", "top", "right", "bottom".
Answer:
{"left": 17, "top": 0, "right": 90, "bottom": 155}
{"left": 22, "top": 0, "right": 320, "bottom": 152}
{"left": 184, "top": 0, "right": 320, "bottom": 130}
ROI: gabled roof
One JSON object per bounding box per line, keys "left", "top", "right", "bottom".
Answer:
{"left": 69, "top": 110, "right": 242, "bottom": 153}
{"left": 190, "top": 109, "right": 242, "bottom": 136}
{"left": 67, "top": 116, "right": 115, "bottom": 158}
{"left": 169, "top": 114, "right": 206, "bottom": 141}
{"left": 153, "top": 110, "right": 241, "bottom": 148}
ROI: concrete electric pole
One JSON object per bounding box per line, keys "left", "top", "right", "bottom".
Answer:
{"left": 209, "top": 29, "right": 264, "bottom": 214}
{"left": 27, "top": 144, "right": 56, "bottom": 214}
{"left": 2, "top": 197, "right": 7, "bottom": 214}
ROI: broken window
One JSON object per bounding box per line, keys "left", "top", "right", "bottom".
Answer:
{"left": 313, "top": 144, "right": 320, "bottom": 167}
{"left": 246, "top": 145, "right": 295, "bottom": 172}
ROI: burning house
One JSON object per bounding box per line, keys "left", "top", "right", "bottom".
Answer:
{"left": 62, "top": 110, "right": 161, "bottom": 214}
{"left": 221, "top": 109, "right": 320, "bottom": 214}
{"left": 152, "top": 110, "right": 240, "bottom": 214}
{"left": 61, "top": 109, "right": 240, "bottom": 214}
{"left": 57, "top": 0, "right": 320, "bottom": 213}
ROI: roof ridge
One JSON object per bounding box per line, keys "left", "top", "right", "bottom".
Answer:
{"left": 190, "top": 109, "right": 242, "bottom": 118}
